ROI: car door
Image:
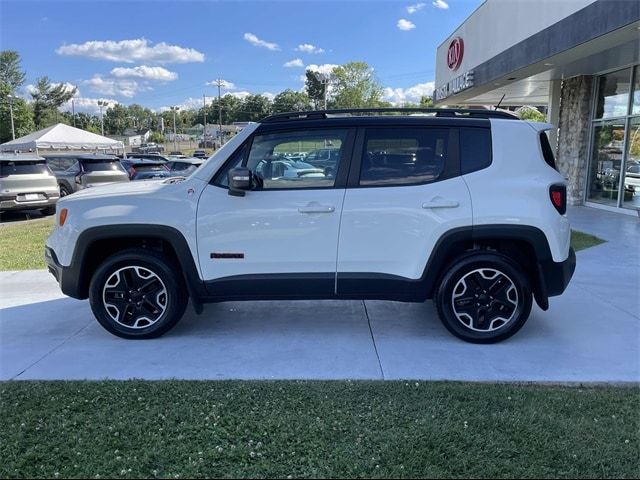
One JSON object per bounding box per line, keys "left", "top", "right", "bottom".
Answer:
{"left": 337, "top": 125, "right": 473, "bottom": 295}
{"left": 196, "top": 127, "right": 354, "bottom": 297}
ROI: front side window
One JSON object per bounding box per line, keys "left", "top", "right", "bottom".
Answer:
{"left": 359, "top": 128, "right": 448, "bottom": 186}
{"left": 216, "top": 129, "right": 348, "bottom": 190}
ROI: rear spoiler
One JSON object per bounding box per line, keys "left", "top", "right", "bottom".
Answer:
{"left": 526, "top": 121, "right": 555, "bottom": 133}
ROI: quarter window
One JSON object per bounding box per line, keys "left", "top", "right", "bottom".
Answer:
{"left": 460, "top": 127, "right": 492, "bottom": 174}
{"left": 359, "top": 128, "right": 448, "bottom": 186}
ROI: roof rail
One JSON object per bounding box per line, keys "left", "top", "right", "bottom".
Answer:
{"left": 261, "top": 108, "right": 519, "bottom": 123}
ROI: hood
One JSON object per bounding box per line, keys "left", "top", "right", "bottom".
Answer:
{"left": 63, "top": 178, "right": 168, "bottom": 200}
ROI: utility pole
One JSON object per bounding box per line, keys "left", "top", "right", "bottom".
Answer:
{"left": 203, "top": 93, "right": 207, "bottom": 146}
{"left": 97, "top": 100, "right": 107, "bottom": 136}
{"left": 214, "top": 78, "right": 224, "bottom": 147}
{"left": 71, "top": 99, "right": 76, "bottom": 127}
{"left": 7, "top": 94, "right": 16, "bottom": 140}
{"left": 170, "top": 106, "right": 179, "bottom": 152}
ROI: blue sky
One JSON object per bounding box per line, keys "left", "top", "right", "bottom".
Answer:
{"left": 1, "top": 0, "right": 482, "bottom": 113}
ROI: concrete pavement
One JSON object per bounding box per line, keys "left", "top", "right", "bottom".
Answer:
{"left": 1, "top": 206, "right": 638, "bottom": 382}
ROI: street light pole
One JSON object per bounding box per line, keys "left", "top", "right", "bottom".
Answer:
{"left": 214, "top": 79, "right": 224, "bottom": 147}
{"left": 97, "top": 100, "right": 107, "bottom": 136}
{"left": 7, "top": 94, "right": 16, "bottom": 140}
{"left": 170, "top": 106, "right": 179, "bottom": 152}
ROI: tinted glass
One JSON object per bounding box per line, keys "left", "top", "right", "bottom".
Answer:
{"left": 460, "top": 127, "right": 492, "bottom": 174}
{"left": 46, "top": 157, "right": 77, "bottom": 171}
{"left": 633, "top": 65, "right": 640, "bottom": 116}
{"left": 539, "top": 132, "right": 556, "bottom": 170}
{"left": 0, "top": 161, "right": 51, "bottom": 176}
{"left": 622, "top": 116, "right": 640, "bottom": 210}
{"left": 595, "top": 68, "right": 631, "bottom": 119}
{"left": 360, "top": 128, "right": 448, "bottom": 186}
{"left": 587, "top": 120, "right": 625, "bottom": 206}
{"left": 81, "top": 160, "right": 126, "bottom": 173}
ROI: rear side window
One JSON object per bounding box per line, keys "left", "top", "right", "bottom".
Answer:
{"left": 360, "top": 128, "right": 448, "bottom": 186}
{"left": 0, "top": 161, "right": 51, "bottom": 176}
{"left": 81, "top": 160, "right": 126, "bottom": 173}
{"left": 539, "top": 132, "right": 557, "bottom": 170}
{"left": 460, "top": 128, "right": 492, "bottom": 174}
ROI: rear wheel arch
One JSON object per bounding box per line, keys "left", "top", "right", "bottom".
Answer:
{"left": 423, "top": 225, "right": 552, "bottom": 308}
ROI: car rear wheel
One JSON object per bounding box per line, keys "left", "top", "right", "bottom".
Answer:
{"left": 89, "top": 248, "right": 188, "bottom": 339}
{"left": 435, "top": 252, "right": 532, "bottom": 344}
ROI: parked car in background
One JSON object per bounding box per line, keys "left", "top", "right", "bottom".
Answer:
{"left": 192, "top": 150, "right": 209, "bottom": 159}
{"left": 304, "top": 147, "right": 341, "bottom": 175}
{"left": 0, "top": 153, "right": 59, "bottom": 215}
{"left": 137, "top": 143, "right": 164, "bottom": 154}
{"left": 120, "top": 158, "right": 172, "bottom": 181}
{"left": 45, "top": 154, "right": 129, "bottom": 196}
{"left": 256, "top": 159, "right": 325, "bottom": 181}
{"left": 166, "top": 157, "right": 205, "bottom": 177}
{"left": 125, "top": 153, "right": 170, "bottom": 162}
{"left": 169, "top": 151, "right": 183, "bottom": 156}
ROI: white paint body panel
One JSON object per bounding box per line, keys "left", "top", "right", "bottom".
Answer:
{"left": 464, "top": 119, "right": 571, "bottom": 262}
{"left": 337, "top": 177, "right": 472, "bottom": 279}
{"left": 196, "top": 185, "right": 345, "bottom": 280}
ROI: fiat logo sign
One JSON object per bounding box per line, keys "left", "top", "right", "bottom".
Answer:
{"left": 447, "top": 37, "right": 464, "bottom": 71}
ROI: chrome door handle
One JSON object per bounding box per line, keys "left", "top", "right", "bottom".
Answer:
{"left": 422, "top": 199, "right": 459, "bottom": 209}
{"left": 298, "top": 206, "right": 335, "bottom": 214}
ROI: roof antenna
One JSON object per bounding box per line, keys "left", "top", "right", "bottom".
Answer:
{"left": 494, "top": 94, "right": 506, "bottom": 111}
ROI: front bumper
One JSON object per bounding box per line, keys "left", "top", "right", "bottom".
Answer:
{"left": 45, "top": 247, "right": 85, "bottom": 299}
{"left": 540, "top": 247, "right": 577, "bottom": 298}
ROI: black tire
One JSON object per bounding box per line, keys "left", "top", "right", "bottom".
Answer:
{"left": 59, "top": 185, "right": 71, "bottom": 197}
{"left": 89, "top": 248, "right": 188, "bottom": 339}
{"left": 41, "top": 206, "right": 56, "bottom": 216}
{"left": 435, "top": 252, "right": 532, "bottom": 344}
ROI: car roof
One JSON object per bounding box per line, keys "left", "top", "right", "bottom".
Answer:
{"left": 0, "top": 153, "right": 46, "bottom": 161}
{"left": 170, "top": 157, "right": 204, "bottom": 165}
{"left": 42, "top": 153, "right": 118, "bottom": 160}
{"left": 122, "top": 158, "right": 167, "bottom": 166}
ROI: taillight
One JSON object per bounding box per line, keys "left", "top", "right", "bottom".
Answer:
{"left": 74, "top": 174, "right": 83, "bottom": 184}
{"left": 549, "top": 184, "right": 566, "bottom": 215}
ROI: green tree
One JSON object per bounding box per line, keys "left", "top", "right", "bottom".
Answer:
{"left": 419, "top": 95, "right": 434, "bottom": 107}
{"left": 0, "top": 85, "right": 34, "bottom": 143}
{"left": 30, "top": 76, "right": 76, "bottom": 128}
{"left": 272, "top": 89, "right": 312, "bottom": 113}
{"left": 515, "top": 106, "right": 545, "bottom": 122}
{"left": 330, "top": 62, "right": 384, "bottom": 109}
{"left": 239, "top": 94, "right": 273, "bottom": 122}
{"left": 305, "top": 70, "right": 329, "bottom": 109}
{"left": 148, "top": 131, "right": 164, "bottom": 143}
{"left": 0, "top": 51, "right": 26, "bottom": 95}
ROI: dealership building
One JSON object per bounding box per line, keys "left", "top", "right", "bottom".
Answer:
{"left": 434, "top": 0, "right": 640, "bottom": 214}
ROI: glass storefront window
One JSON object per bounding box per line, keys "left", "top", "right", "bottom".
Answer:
{"left": 622, "top": 117, "right": 640, "bottom": 210}
{"left": 587, "top": 120, "right": 626, "bottom": 206}
{"left": 595, "top": 68, "right": 631, "bottom": 119}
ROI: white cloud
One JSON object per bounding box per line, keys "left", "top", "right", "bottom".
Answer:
{"left": 56, "top": 38, "right": 205, "bottom": 64}
{"left": 383, "top": 81, "right": 435, "bottom": 104}
{"left": 206, "top": 79, "right": 236, "bottom": 89}
{"left": 397, "top": 19, "right": 416, "bottom": 31}
{"left": 61, "top": 97, "right": 119, "bottom": 114}
{"left": 295, "top": 44, "right": 325, "bottom": 54}
{"left": 110, "top": 65, "right": 177, "bottom": 81}
{"left": 284, "top": 58, "right": 304, "bottom": 68}
{"left": 432, "top": 0, "right": 449, "bottom": 9}
{"left": 407, "top": 2, "right": 426, "bottom": 14}
{"left": 227, "top": 91, "right": 251, "bottom": 100}
{"left": 243, "top": 33, "right": 280, "bottom": 51}
{"left": 306, "top": 64, "right": 339, "bottom": 77}
{"left": 83, "top": 75, "right": 148, "bottom": 98}
{"left": 160, "top": 96, "right": 215, "bottom": 112}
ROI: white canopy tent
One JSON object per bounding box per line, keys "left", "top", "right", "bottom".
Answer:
{"left": 0, "top": 123, "right": 125, "bottom": 153}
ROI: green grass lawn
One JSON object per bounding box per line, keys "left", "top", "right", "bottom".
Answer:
{"left": 571, "top": 230, "right": 606, "bottom": 252}
{"left": 0, "top": 216, "right": 55, "bottom": 271}
{"left": 0, "top": 212, "right": 605, "bottom": 272}
{"left": 0, "top": 381, "right": 637, "bottom": 479}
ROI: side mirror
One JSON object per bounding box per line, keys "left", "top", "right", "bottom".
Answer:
{"left": 228, "top": 167, "right": 252, "bottom": 197}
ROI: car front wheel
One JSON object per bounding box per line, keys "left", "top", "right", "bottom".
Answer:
{"left": 435, "top": 253, "right": 532, "bottom": 344}
{"left": 89, "top": 249, "right": 188, "bottom": 339}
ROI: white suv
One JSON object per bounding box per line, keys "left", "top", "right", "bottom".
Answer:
{"left": 46, "top": 109, "right": 576, "bottom": 343}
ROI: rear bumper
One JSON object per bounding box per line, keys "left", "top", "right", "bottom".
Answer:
{"left": 0, "top": 195, "right": 59, "bottom": 211}
{"left": 45, "top": 247, "right": 84, "bottom": 299}
{"left": 540, "top": 247, "right": 576, "bottom": 297}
